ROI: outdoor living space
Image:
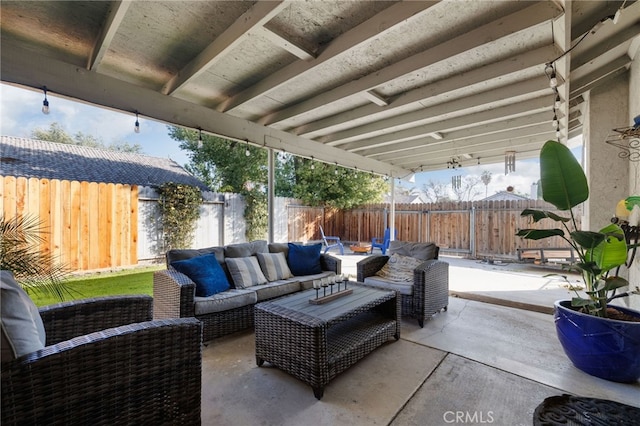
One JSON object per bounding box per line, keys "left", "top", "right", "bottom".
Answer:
{"left": 199, "top": 253, "right": 640, "bottom": 425}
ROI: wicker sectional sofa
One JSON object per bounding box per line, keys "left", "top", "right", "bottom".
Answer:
{"left": 153, "top": 240, "right": 341, "bottom": 341}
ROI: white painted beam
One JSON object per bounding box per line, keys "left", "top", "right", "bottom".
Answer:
{"left": 296, "top": 45, "right": 559, "bottom": 138}
{"left": 87, "top": 0, "right": 132, "bottom": 71}
{"left": 361, "top": 91, "right": 388, "bottom": 107}
{"left": 340, "top": 111, "right": 550, "bottom": 153}
{"left": 219, "top": 1, "right": 438, "bottom": 113}
{"left": 262, "top": 2, "right": 561, "bottom": 126}
{"left": 162, "top": 1, "right": 289, "bottom": 95}
{"left": 325, "top": 76, "right": 551, "bottom": 146}
{"left": 1, "top": 41, "right": 409, "bottom": 179}
{"left": 257, "top": 27, "right": 315, "bottom": 61}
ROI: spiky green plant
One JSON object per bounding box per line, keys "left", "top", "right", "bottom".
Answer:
{"left": 1, "top": 214, "right": 72, "bottom": 301}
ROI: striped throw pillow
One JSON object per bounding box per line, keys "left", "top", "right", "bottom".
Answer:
{"left": 375, "top": 253, "right": 423, "bottom": 282}
{"left": 225, "top": 257, "right": 268, "bottom": 288}
{"left": 256, "top": 252, "right": 293, "bottom": 282}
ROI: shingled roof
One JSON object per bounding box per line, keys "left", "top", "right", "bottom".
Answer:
{"left": 0, "top": 136, "right": 210, "bottom": 191}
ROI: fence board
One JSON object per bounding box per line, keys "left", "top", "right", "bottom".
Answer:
{"left": 1, "top": 176, "right": 139, "bottom": 272}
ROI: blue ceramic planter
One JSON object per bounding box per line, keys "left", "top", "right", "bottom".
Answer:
{"left": 554, "top": 300, "right": 640, "bottom": 383}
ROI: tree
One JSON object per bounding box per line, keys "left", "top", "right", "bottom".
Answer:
{"left": 170, "top": 126, "right": 269, "bottom": 240}
{"left": 290, "top": 158, "right": 387, "bottom": 209}
{"left": 481, "top": 170, "right": 492, "bottom": 198}
{"left": 31, "top": 122, "right": 142, "bottom": 153}
{"left": 172, "top": 127, "right": 388, "bottom": 239}
{"left": 422, "top": 180, "right": 451, "bottom": 202}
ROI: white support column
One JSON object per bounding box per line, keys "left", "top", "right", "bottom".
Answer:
{"left": 584, "top": 72, "right": 629, "bottom": 232}
{"left": 627, "top": 40, "right": 640, "bottom": 310}
{"left": 267, "top": 147, "right": 275, "bottom": 243}
{"left": 389, "top": 176, "right": 396, "bottom": 241}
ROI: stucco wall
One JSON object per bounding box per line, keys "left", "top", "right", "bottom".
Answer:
{"left": 585, "top": 73, "right": 629, "bottom": 232}
{"left": 628, "top": 39, "right": 640, "bottom": 310}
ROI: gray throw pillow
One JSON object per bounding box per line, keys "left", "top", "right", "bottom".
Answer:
{"left": 388, "top": 241, "right": 437, "bottom": 261}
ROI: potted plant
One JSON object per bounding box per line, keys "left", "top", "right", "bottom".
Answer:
{"left": 517, "top": 140, "right": 640, "bottom": 383}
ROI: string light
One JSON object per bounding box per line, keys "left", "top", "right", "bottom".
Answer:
{"left": 198, "top": 128, "right": 203, "bottom": 149}
{"left": 245, "top": 139, "right": 250, "bottom": 157}
{"left": 554, "top": 94, "right": 561, "bottom": 110}
{"left": 134, "top": 112, "right": 140, "bottom": 133}
{"left": 41, "top": 86, "right": 50, "bottom": 115}
{"left": 310, "top": 156, "right": 315, "bottom": 170}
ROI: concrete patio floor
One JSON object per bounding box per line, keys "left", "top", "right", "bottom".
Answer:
{"left": 201, "top": 252, "right": 640, "bottom": 425}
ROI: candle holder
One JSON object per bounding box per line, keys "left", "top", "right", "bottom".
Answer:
{"left": 309, "top": 275, "right": 353, "bottom": 304}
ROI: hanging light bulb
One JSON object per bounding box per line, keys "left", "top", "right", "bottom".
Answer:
{"left": 334, "top": 162, "right": 339, "bottom": 175}
{"left": 310, "top": 156, "right": 315, "bottom": 170}
{"left": 197, "top": 128, "right": 203, "bottom": 149}
{"left": 134, "top": 112, "right": 140, "bottom": 133}
{"left": 554, "top": 94, "right": 561, "bottom": 110}
{"left": 245, "top": 140, "right": 250, "bottom": 157}
{"left": 551, "top": 114, "right": 559, "bottom": 128}
{"left": 549, "top": 72, "right": 558, "bottom": 88}
{"left": 41, "top": 86, "right": 50, "bottom": 115}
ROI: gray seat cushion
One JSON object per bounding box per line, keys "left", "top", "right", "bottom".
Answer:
{"left": 252, "top": 278, "right": 301, "bottom": 301}
{"left": 363, "top": 276, "right": 414, "bottom": 295}
{"left": 194, "top": 289, "right": 257, "bottom": 315}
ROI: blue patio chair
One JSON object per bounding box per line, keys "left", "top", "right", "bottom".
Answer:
{"left": 319, "top": 225, "right": 344, "bottom": 255}
{"left": 371, "top": 228, "right": 397, "bottom": 255}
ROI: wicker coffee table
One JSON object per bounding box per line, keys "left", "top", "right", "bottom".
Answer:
{"left": 254, "top": 283, "right": 400, "bottom": 399}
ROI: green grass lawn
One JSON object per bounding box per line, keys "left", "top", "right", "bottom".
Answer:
{"left": 30, "top": 266, "right": 162, "bottom": 307}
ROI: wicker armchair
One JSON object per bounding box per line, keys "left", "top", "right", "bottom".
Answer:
{"left": 1, "top": 295, "right": 202, "bottom": 426}
{"left": 357, "top": 242, "right": 449, "bottom": 327}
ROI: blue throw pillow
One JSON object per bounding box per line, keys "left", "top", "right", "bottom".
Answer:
{"left": 171, "top": 254, "right": 230, "bottom": 297}
{"left": 287, "top": 243, "right": 322, "bottom": 276}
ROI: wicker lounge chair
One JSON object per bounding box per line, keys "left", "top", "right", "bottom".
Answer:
{"left": 1, "top": 285, "right": 202, "bottom": 426}
{"left": 357, "top": 241, "right": 449, "bottom": 327}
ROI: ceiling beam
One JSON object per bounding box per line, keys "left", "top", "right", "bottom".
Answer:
{"left": 396, "top": 135, "right": 554, "bottom": 170}
{"left": 343, "top": 97, "right": 551, "bottom": 157}
{"left": 87, "top": 0, "right": 132, "bottom": 71}
{"left": 325, "top": 76, "right": 551, "bottom": 146}
{"left": 218, "top": 1, "right": 439, "bottom": 113}
{"left": 261, "top": 1, "right": 561, "bottom": 126}
{"left": 161, "top": 1, "right": 289, "bottom": 95}
{"left": 340, "top": 111, "right": 551, "bottom": 154}
{"left": 373, "top": 125, "right": 556, "bottom": 163}
{"left": 256, "top": 27, "right": 315, "bottom": 61}
{"left": 0, "top": 41, "right": 410, "bottom": 179}
{"left": 295, "top": 45, "right": 559, "bottom": 138}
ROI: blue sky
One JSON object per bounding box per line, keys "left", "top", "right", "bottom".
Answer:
{"left": 1, "top": 82, "right": 581, "bottom": 199}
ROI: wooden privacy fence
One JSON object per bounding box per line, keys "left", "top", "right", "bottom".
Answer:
{"left": 288, "top": 200, "right": 581, "bottom": 260}
{"left": 1, "top": 176, "right": 138, "bottom": 270}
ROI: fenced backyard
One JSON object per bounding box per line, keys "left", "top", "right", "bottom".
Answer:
{"left": 1, "top": 175, "right": 578, "bottom": 273}
{"left": 288, "top": 200, "right": 579, "bottom": 260}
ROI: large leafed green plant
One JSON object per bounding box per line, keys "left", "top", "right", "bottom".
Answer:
{"left": 517, "top": 140, "right": 637, "bottom": 318}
